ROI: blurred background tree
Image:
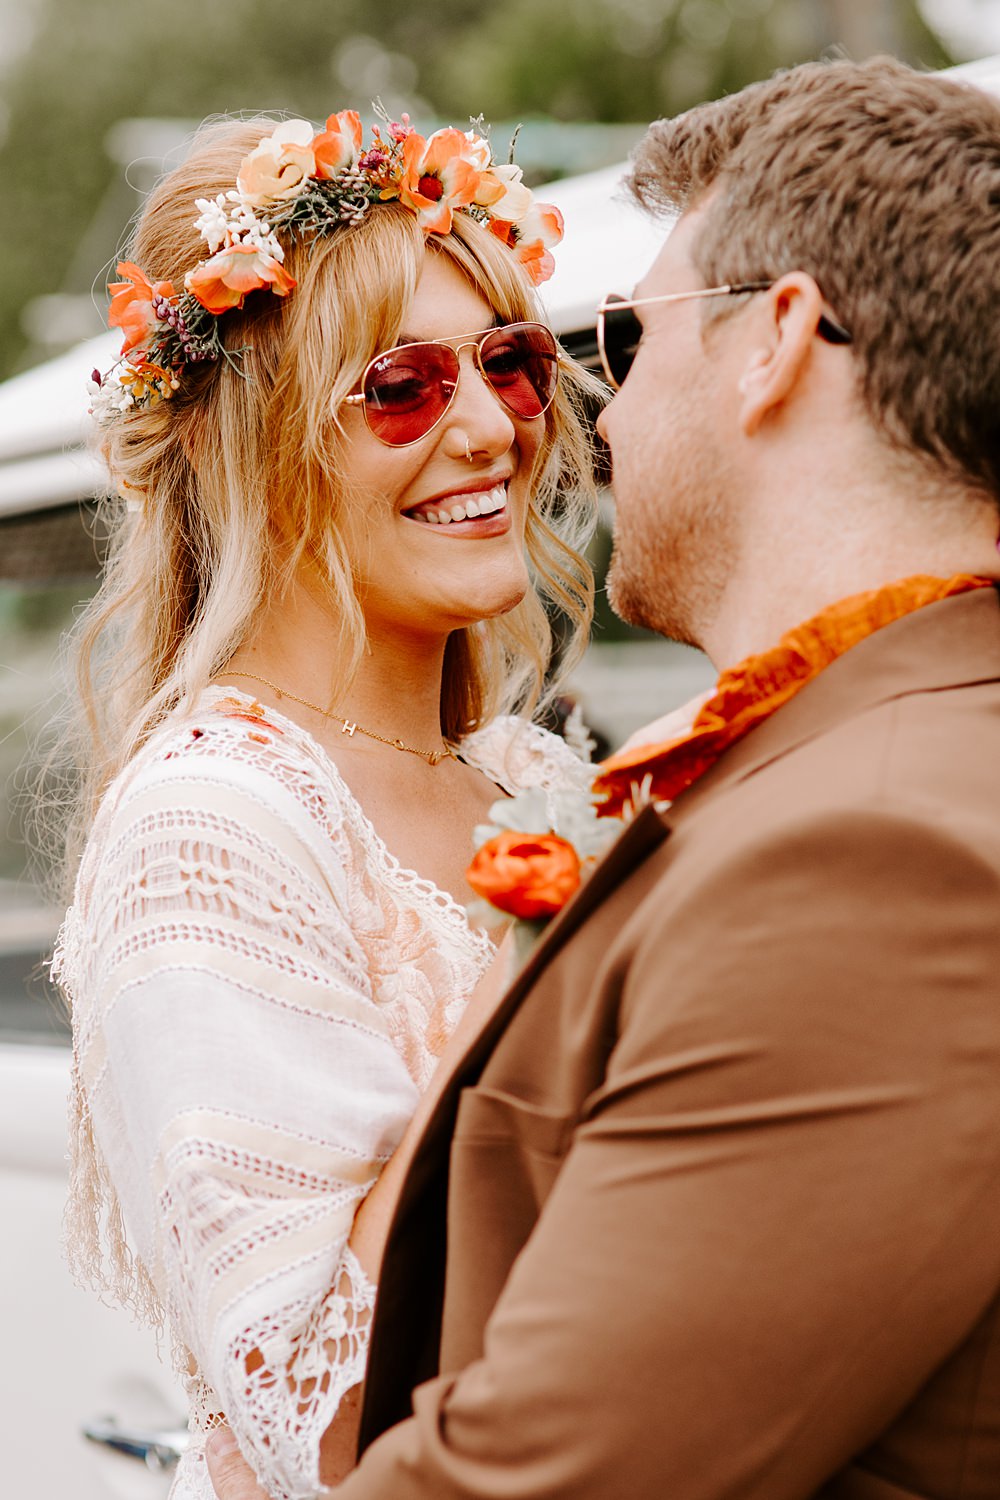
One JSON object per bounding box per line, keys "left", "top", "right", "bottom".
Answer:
{"left": 0, "top": 0, "right": 954, "bottom": 381}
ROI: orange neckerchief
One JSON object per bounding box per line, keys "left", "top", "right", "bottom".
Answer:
{"left": 594, "top": 574, "right": 994, "bottom": 817}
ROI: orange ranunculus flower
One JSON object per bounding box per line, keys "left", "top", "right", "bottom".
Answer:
{"left": 488, "top": 219, "right": 517, "bottom": 249}
{"left": 108, "top": 261, "right": 176, "bottom": 353}
{"left": 236, "top": 120, "right": 316, "bottom": 207}
{"left": 312, "top": 108, "right": 363, "bottom": 179}
{"left": 398, "top": 127, "right": 483, "bottom": 234}
{"left": 184, "top": 245, "right": 297, "bottom": 314}
{"left": 467, "top": 830, "right": 581, "bottom": 920}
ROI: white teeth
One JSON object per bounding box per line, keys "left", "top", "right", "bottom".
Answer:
{"left": 410, "top": 484, "right": 507, "bottom": 525}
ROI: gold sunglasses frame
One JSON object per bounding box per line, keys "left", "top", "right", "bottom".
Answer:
{"left": 342, "top": 321, "right": 561, "bottom": 448}
{"left": 596, "top": 283, "right": 852, "bottom": 389}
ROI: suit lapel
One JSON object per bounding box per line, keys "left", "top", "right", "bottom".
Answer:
{"left": 357, "top": 804, "right": 669, "bottom": 1451}
{"left": 397, "top": 801, "right": 669, "bottom": 1175}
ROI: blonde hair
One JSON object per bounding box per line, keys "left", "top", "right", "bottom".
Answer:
{"left": 53, "top": 117, "right": 601, "bottom": 892}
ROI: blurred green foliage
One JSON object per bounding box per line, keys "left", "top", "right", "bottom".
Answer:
{"left": 0, "top": 0, "right": 951, "bottom": 381}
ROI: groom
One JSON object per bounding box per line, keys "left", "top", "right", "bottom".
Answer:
{"left": 211, "top": 56, "right": 1000, "bottom": 1499}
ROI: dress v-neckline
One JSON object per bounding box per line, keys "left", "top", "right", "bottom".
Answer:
{"left": 201, "top": 685, "right": 497, "bottom": 961}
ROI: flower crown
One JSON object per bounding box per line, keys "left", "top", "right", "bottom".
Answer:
{"left": 89, "top": 108, "right": 564, "bottom": 423}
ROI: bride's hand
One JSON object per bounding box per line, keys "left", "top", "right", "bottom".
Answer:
{"left": 205, "top": 1428, "right": 274, "bottom": 1500}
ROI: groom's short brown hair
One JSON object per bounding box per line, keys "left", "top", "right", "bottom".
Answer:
{"left": 630, "top": 57, "right": 1000, "bottom": 501}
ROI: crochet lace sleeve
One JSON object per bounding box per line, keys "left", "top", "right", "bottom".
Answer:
{"left": 56, "top": 724, "right": 420, "bottom": 1500}
{"left": 460, "top": 713, "right": 597, "bottom": 796}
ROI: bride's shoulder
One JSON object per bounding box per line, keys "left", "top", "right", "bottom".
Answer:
{"left": 460, "top": 711, "right": 596, "bottom": 795}
{"left": 96, "top": 687, "right": 347, "bottom": 846}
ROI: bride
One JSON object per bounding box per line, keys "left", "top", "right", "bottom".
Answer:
{"left": 52, "top": 110, "right": 600, "bottom": 1500}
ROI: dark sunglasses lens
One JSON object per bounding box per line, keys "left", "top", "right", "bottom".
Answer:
{"left": 479, "top": 323, "right": 558, "bottom": 418}
{"left": 362, "top": 343, "right": 459, "bottom": 445}
{"left": 600, "top": 299, "right": 642, "bottom": 387}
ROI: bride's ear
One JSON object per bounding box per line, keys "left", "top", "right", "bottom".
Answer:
{"left": 737, "top": 273, "right": 826, "bottom": 437}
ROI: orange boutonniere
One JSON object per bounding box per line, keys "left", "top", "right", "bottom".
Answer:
{"left": 466, "top": 783, "right": 623, "bottom": 958}
{"left": 467, "top": 830, "right": 582, "bottom": 920}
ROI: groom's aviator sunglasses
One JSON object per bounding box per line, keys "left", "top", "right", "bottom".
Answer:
{"left": 343, "top": 321, "right": 560, "bottom": 447}
{"left": 597, "top": 283, "right": 854, "bottom": 390}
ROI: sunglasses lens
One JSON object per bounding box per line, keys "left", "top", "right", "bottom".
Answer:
{"left": 479, "top": 323, "right": 559, "bottom": 418}
{"left": 359, "top": 323, "right": 558, "bottom": 446}
{"left": 362, "top": 343, "right": 459, "bottom": 446}
{"left": 600, "top": 298, "right": 642, "bottom": 388}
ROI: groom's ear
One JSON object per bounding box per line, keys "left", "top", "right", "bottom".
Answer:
{"left": 736, "top": 273, "right": 827, "bottom": 437}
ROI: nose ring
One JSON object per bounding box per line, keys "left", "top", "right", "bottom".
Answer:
{"left": 464, "top": 438, "right": 474, "bottom": 464}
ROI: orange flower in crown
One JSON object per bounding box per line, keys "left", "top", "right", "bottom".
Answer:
{"left": 91, "top": 105, "right": 566, "bottom": 424}
{"left": 185, "top": 244, "right": 297, "bottom": 315}
{"left": 397, "top": 127, "right": 485, "bottom": 233}
{"left": 489, "top": 203, "right": 565, "bottom": 287}
{"left": 118, "top": 353, "right": 179, "bottom": 406}
{"left": 108, "top": 262, "right": 177, "bottom": 354}
{"left": 312, "top": 109, "right": 364, "bottom": 178}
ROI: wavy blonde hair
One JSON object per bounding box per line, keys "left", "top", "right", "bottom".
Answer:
{"left": 53, "top": 117, "right": 601, "bottom": 892}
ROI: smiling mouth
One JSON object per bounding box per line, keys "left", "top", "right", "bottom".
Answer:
{"left": 406, "top": 483, "right": 508, "bottom": 527}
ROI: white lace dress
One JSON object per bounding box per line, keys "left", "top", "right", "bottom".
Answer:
{"left": 52, "top": 687, "right": 592, "bottom": 1500}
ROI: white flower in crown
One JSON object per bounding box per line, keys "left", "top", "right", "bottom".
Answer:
{"left": 193, "top": 194, "right": 231, "bottom": 254}
{"left": 459, "top": 128, "right": 533, "bottom": 222}
{"left": 237, "top": 119, "right": 317, "bottom": 207}
{"left": 479, "top": 163, "right": 533, "bottom": 222}
{"left": 462, "top": 130, "right": 493, "bottom": 171}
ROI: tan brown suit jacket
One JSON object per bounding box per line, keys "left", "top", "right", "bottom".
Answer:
{"left": 337, "top": 588, "right": 1000, "bottom": 1500}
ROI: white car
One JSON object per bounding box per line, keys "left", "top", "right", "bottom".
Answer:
{"left": 3, "top": 53, "right": 999, "bottom": 1497}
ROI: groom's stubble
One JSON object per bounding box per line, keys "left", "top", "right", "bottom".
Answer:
{"left": 605, "top": 367, "right": 739, "bottom": 652}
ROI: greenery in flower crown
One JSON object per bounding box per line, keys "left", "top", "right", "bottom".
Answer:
{"left": 90, "top": 104, "right": 564, "bottom": 423}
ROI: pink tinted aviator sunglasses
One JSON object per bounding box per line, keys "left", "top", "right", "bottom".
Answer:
{"left": 343, "top": 321, "right": 560, "bottom": 447}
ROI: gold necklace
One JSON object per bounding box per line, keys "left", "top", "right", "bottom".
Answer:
{"left": 222, "top": 671, "right": 458, "bottom": 766}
